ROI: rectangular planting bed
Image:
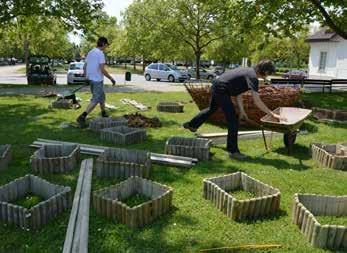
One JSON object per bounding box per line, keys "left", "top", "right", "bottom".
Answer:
{"left": 31, "top": 144, "right": 80, "bottom": 174}
{"left": 100, "top": 126, "right": 147, "bottom": 145}
{"left": 93, "top": 176, "right": 173, "bottom": 228}
{"left": 165, "top": 136, "right": 211, "bottom": 161}
{"left": 157, "top": 102, "right": 184, "bottom": 113}
{"left": 311, "top": 143, "right": 347, "bottom": 171}
{"left": 203, "top": 172, "right": 281, "bottom": 221}
{"left": 0, "top": 144, "right": 11, "bottom": 171}
{"left": 89, "top": 117, "right": 128, "bottom": 132}
{"left": 0, "top": 174, "right": 71, "bottom": 230}
{"left": 292, "top": 194, "right": 347, "bottom": 250}
{"left": 96, "top": 147, "right": 151, "bottom": 178}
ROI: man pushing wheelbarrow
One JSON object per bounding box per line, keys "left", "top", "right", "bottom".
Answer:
{"left": 183, "top": 60, "right": 286, "bottom": 160}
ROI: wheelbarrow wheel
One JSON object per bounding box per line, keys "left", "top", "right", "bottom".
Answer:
{"left": 283, "top": 132, "right": 297, "bottom": 151}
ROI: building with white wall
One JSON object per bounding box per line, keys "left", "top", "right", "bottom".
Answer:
{"left": 306, "top": 28, "right": 347, "bottom": 79}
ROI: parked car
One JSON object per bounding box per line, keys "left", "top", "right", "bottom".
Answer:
{"left": 214, "top": 66, "right": 225, "bottom": 76}
{"left": 0, "top": 57, "right": 8, "bottom": 66}
{"left": 27, "top": 55, "right": 56, "bottom": 85}
{"left": 144, "top": 63, "right": 189, "bottom": 82}
{"left": 282, "top": 70, "right": 308, "bottom": 79}
{"left": 186, "top": 67, "right": 216, "bottom": 80}
{"left": 67, "top": 61, "right": 86, "bottom": 85}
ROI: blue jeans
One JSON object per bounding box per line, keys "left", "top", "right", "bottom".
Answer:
{"left": 189, "top": 82, "right": 239, "bottom": 153}
{"left": 90, "top": 80, "right": 105, "bottom": 103}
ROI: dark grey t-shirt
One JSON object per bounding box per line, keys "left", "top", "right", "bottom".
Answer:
{"left": 215, "top": 67, "right": 259, "bottom": 96}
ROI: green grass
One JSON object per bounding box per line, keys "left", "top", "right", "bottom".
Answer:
{"left": 0, "top": 91, "right": 346, "bottom": 252}
{"left": 315, "top": 216, "right": 347, "bottom": 227}
{"left": 13, "top": 194, "right": 43, "bottom": 209}
{"left": 123, "top": 194, "right": 152, "bottom": 208}
{"left": 228, "top": 190, "right": 257, "bottom": 200}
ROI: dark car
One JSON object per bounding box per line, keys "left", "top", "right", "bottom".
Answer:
{"left": 282, "top": 70, "right": 308, "bottom": 79}
{"left": 27, "top": 56, "right": 57, "bottom": 85}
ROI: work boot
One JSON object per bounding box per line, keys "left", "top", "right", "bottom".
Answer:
{"left": 101, "top": 111, "right": 109, "bottom": 118}
{"left": 183, "top": 122, "right": 197, "bottom": 132}
{"left": 76, "top": 114, "right": 87, "bottom": 128}
{"left": 229, "top": 152, "right": 248, "bottom": 160}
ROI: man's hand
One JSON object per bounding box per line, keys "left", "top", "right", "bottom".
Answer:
{"left": 111, "top": 78, "right": 116, "bottom": 86}
{"left": 239, "top": 111, "right": 249, "bottom": 121}
{"left": 272, "top": 113, "right": 287, "bottom": 122}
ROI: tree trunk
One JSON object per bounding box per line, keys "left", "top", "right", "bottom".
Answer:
{"left": 24, "top": 39, "right": 29, "bottom": 76}
{"left": 133, "top": 56, "right": 136, "bottom": 70}
{"left": 195, "top": 51, "right": 201, "bottom": 79}
{"left": 142, "top": 56, "right": 146, "bottom": 72}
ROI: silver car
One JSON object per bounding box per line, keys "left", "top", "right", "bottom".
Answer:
{"left": 67, "top": 62, "right": 86, "bottom": 85}
{"left": 144, "top": 63, "right": 188, "bottom": 82}
{"left": 186, "top": 67, "right": 216, "bottom": 80}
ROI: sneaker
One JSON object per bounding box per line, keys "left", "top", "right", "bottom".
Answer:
{"left": 183, "top": 122, "right": 197, "bottom": 132}
{"left": 102, "top": 111, "right": 109, "bottom": 118}
{"left": 76, "top": 115, "right": 87, "bottom": 128}
{"left": 229, "top": 152, "right": 248, "bottom": 160}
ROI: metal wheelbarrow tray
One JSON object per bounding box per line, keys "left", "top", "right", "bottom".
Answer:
{"left": 260, "top": 107, "right": 312, "bottom": 153}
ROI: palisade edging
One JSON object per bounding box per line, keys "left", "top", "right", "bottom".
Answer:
{"left": 165, "top": 136, "right": 211, "bottom": 161}
{"left": 0, "top": 174, "right": 71, "bottom": 230}
{"left": 30, "top": 144, "right": 80, "bottom": 174}
{"left": 93, "top": 176, "right": 173, "bottom": 228}
{"left": 203, "top": 172, "right": 281, "bottom": 221}
{"left": 311, "top": 143, "right": 347, "bottom": 171}
{"left": 89, "top": 117, "right": 128, "bottom": 132}
{"left": 100, "top": 126, "right": 147, "bottom": 145}
{"left": 0, "top": 144, "right": 12, "bottom": 171}
{"left": 157, "top": 102, "right": 184, "bottom": 113}
{"left": 51, "top": 99, "right": 72, "bottom": 109}
{"left": 292, "top": 193, "right": 347, "bottom": 249}
{"left": 96, "top": 147, "right": 151, "bottom": 178}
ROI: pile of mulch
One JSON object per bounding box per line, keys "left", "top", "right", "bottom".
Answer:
{"left": 123, "top": 113, "right": 162, "bottom": 128}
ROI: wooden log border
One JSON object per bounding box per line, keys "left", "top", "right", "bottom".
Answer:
{"left": 165, "top": 136, "right": 211, "bottom": 161}
{"left": 96, "top": 147, "right": 151, "bottom": 179}
{"left": 100, "top": 126, "right": 147, "bottom": 145}
{"left": 93, "top": 176, "right": 173, "bottom": 228}
{"left": 292, "top": 193, "right": 347, "bottom": 250}
{"left": 0, "top": 144, "right": 12, "bottom": 171}
{"left": 89, "top": 117, "right": 128, "bottom": 132}
{"left": 51, "top": 99, "right": 72, "bottom": 109}
{"left": 203, "top": 172, "right": 281, "bottom": 221}
{"left": 311, "top": 143, "right": 347, "bottom": 171}
{"left": 0, "top": 174, "right": 71, "bottom": 230}
{"left": 30, "top": 144, "right": 80, "bottom": 174}
{"left": 157, "top": 102, "right": 184, "bottom": 113}
{"left": 63, "top": 159, "right": 93, "bottom": 253}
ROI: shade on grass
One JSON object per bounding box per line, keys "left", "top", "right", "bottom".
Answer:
{"left": 0, "top": 91, "right": 346, "bottom": 253}
{"left": 13, "top": 194, "right": 43, "bottom": 209}
{"left": 123, "top": 194, "right": 152, "bottom": 208}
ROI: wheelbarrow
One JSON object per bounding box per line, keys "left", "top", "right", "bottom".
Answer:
{"left": 248, "top": 107, "right": 312, "bottom": 153}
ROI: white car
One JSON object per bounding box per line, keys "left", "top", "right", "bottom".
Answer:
{"left": 144, "top": 63, "right": 188, "bottom": 82}
{"left": 67, "top": 62, "right": 86, "bottom": 85}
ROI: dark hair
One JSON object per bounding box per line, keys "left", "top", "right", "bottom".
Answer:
{"left": 255, "top": 60, "right": 276, "bottom": 75}
{"left": 97, "top": 37, "right": 109, "bottom": 47}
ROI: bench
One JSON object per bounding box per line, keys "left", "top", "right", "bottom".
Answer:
{"left": 270, "top": 79, "right": 304, "bottom": 88}
{"left": 271, "top": 79, "right": 333, "bottom": 93}
{"left": 303, "top": 79, "right": 332, "bottom": 93}
{"left": 63, "top": 159, "right": 93, "bottom": 253}
{"left": 331, "top": 79, "right": 347, "bottom": 91}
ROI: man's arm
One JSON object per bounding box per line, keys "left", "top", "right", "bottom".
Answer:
{"left": 251, "top": 91, "right": 283, "bottom": 120}
{"left": 100, "top": 63, "right": 116, "bottom": 85}
{"left": 236, "top": 95, "right": 248, "bottom": 120}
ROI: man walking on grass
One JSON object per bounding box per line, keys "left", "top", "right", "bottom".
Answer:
{"left": 76, "top": 37, "right": 116, "bottom": 126}
{"left": 183, "top": 60, "right": 285, "bottom": 160}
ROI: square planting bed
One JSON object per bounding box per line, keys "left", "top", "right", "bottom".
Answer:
{"left": 165, "top": 136, "right": 211, "bottom": 161}
{"left": 203, "top": 172, "right": 281, "bottom": 221}
{"left": 0, "top": 174, "right": 71, "bottom": 230}
{"left": 0, "top": 145, "right": 11, "bottom": 171}
{"left": 292, "top": 194, "right": 347, "bottom": 250}
{"left": 89, "top": 117, "right": 128, "bottom": 132}
{"left": 311, "top": 143, "right": 347, "bottom": 171}
{"left": 157, "top": 102, "right": 184, "bottom": 113}
{"left": 51, "top": 99, "right": 72, "bottom": 109}
{"left": 96, "top": 147, "right": 151, "bottom": 178}
{"left": 31, "top": 144, "right": 80, "bottom": 174}
{"left": 93, "top": 176, "right": 173, "bottom": 228}
{"left": 100, "top": 126, "right": 147, "bottom": 145}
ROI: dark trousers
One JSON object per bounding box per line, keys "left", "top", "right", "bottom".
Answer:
{"left": 189, "top": 84, "right": 239, "bottom": 153}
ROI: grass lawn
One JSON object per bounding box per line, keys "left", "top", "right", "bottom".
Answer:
{"left": 0, "top": 91, "right": 346, "bottom": 253}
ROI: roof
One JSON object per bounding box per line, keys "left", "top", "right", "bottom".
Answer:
{"left": 305, "top": 28, "right": 343, "bottom": 43}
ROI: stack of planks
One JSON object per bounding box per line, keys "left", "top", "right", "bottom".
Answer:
{"left": 63, "top": 159, "right": 93, "bottom": 253}
{"left": 120, "top": 98, "right": 149, "bottom": 111}
{"left": 0, "top": 144, "right": 11, "bottom": 171}
{"left": 292, "top": 193, "right": 347, "bottom": 249}
{"left": 30, "top": 139, "right": 197, "bottom": 168}
{"left": 203, "top": 172, "right": 281, "bottom": 221}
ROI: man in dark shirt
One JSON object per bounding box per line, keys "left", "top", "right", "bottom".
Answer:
{"left": 183, "top": 60, "right": 283, "bottom": 160}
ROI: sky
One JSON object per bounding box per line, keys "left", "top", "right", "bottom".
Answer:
{"left": 69, "top": 0, "right": 133, "bottom": 44}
